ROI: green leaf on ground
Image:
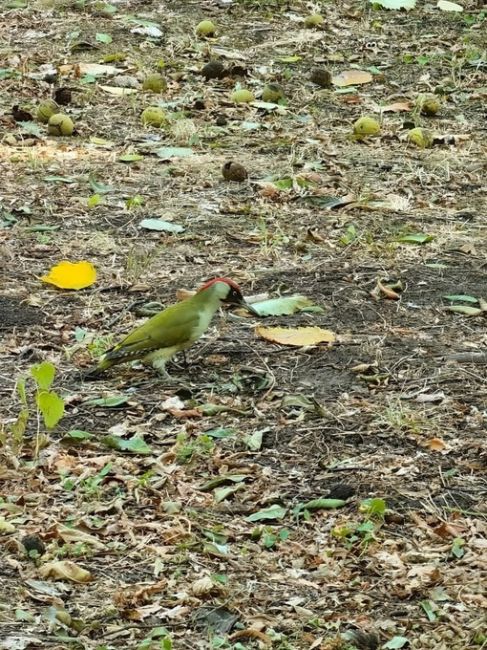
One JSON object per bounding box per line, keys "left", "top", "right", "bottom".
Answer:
{"left": 85, "top": 395, "right": 129, "bottom": 407}
{"left": 156, "top": 147, "right": 194, "bottom": 159}
{"left": 251, "top": 295, "right": 322, "bottom": 317}
{"left": 396, "top": 233, "right": 434, "bottom": 244}
{"left": 139, "top": 218, "right": 185, "bottom": 233}
{"left": 246, "top": 505, "right": 287, "bottom": 522}
{"left": 102, "top": 435, "right": 152, "bottom": 454}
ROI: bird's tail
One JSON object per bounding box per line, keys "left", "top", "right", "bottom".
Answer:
{"left": 82, "top": 354, "right": 114, "bottom": 380}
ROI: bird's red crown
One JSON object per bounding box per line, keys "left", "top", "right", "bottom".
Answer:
{"left": 198, "top": 277, "right": 242, "bottom": 293}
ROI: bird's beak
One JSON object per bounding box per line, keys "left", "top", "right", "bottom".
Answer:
{"left": 242, "top": 300, "right": 260, "bottom": 316}
{"left": 228, "top": 294, "right": 260, "bottom": 316}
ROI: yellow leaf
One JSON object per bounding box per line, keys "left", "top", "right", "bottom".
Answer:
{"left": 41, "top": 261, "right": 97, "bottom": 290}
{"left": 39, "top": 560, "right": 92, "bottom": 583}
{"left": 332, "top": 70, "right": 373, "bottom": 87}
{"left": 256, "top": 326, "right": 336, "bottom": 347}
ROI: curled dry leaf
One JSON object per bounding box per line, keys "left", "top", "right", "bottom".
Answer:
{"left": 191, "top": 575, "right": 218, "bottom": 597}
{"left": 423, "top": 437, "right": 448, "bottom": 452}
{"left": 39, "top": 560, "right": 92, "bottom": 583}
{"left": 256, "top": 326, "right": 336, "bottom": 346}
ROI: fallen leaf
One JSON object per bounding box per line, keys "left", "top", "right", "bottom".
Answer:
{"left": 41, "top": 261, "right": 97, "bottom": 290}
{"left": 100, "top": 85, "right": 138, "bottom": 96}
{"left": 0, "top": 517, "right": 16, "bottom": 534}
{"left": 371, "top": 0, "right": 416, "bottom": 8}
{"left": 256, "top": 326, "right": 336, "bottom": 347}
{"left": 39, "top": 560, "right": 92, "bottom": 583}
{"left": 139, "top": 218, "right": 185, "bottom": 233}
{"left": 77, "top": 62, "right": 118, "bottom": 76}
{"left": 437, "top": 0, "right": 463, "bottom": 10}
{"left": 424, "top": 437, "right": 447, "bottom": 451}
{"left": 446, "top": 305, "right": 484, "bottom": 316}
{"left": 381, "top": 100, "right": 412, "bottom": 113}
{"left": 251, "top": 295, "right": 322, "bottom": 317}
{"left": 332, "top": 70, "right": 373, "bottom": 87}
{"left": 246, "top": 504, "right": 287, "bottom": 522}
{"left": 396, "top": 232, "right": 434, "bottom": 245}
{"left": 56, "top": 525, "right": 106, "bottom": 550}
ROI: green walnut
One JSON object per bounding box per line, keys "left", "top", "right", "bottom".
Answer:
{"left": 141, "top": 106, "right": 167, "bottom": 127}
{"left": 47, "top": 113, "right": 74, "bottom": 136}
{"left": 407, "top": 127, "right": 433, "bottom": 148}
{"left": 231, "top": 89, "right": 255, "bottom": 104}
{"left": 142, "top": 73, "right": 167, "bottom": 93}
{"left": 195, "top": 20, "right": 216, "bottom": 37}
{"left": 353, "top": 116, "right": 380, "bottom": 140}
{"left": 37, "top": 99, "right": 59, "bottom": 124}
{"left": 304, "top": 13, "right": 324, "bottom": 27}
{"left": 261, "top": 83, "right": 284, "bottom": 103}
{"left": 415, "top": 93, "right": 440, "bottom": 116}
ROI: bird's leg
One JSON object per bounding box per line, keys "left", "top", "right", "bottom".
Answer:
{"left": 150, "top": 357, "right": 171, "bottom": 379}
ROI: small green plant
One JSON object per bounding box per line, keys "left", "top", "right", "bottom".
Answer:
{"left": 125, "top": 194, "right": 144, "bottom": 209}
{"left": 3, "top": 362, "right": 65, "bottom": 454}
{"left": 62, "top": 462, "right": 113, "bottom": 499}
{"left": 137, "top": 626, "right": 172, "bottom": 650}
{"left": 332, "top": 498, "right": 387, "bottom": 551}
{"left": 175, "top": 432, "right": 214, "bottom": 464}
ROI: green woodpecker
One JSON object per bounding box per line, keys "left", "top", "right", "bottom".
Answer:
{"left": 87, "top": 278, "right": 257, "bottom": 377}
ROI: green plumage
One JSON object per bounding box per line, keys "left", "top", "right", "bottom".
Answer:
{"left": 90, "top": 283, "right": 228, "bottom": 376}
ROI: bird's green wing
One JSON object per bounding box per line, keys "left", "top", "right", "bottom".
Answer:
{"left": 109, "top": 300, "right": 200, "bottom": 357}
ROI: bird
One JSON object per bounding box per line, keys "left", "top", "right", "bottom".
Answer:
{"left": 86, "top": 278, "right": 258, "bottom": 378}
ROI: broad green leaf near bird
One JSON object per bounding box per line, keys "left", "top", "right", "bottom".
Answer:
{"left": 87, "top": 278, "right": 258, "bottom": 378}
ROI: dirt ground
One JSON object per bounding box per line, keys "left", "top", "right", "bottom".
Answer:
{"left": 1, "top": 0, "right": 486, "bottom": 648}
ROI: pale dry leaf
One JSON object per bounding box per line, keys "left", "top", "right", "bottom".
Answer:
{"left": 256, "top": 326, "right": 336, "bottom": 346}
{"left": 56, "top": 525, "right": 106, "bottom": 550}
{"left": 332, "top": 70, "right": 373, "bottom": 87}
{"left": 381, "top": 100, "right": 412, "bottom": 113}
{"left": 39, "top": 560, "right": 92, "bottom": 583}
{"left": 191, "top": 575, "right": 217, "bottom": 596}
{"left": 437, "top": 0, "right": 463, "bottom": 10}
{"left": 100, "top": 86, "right": 138, "bottom": 96}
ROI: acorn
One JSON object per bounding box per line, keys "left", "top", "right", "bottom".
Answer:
{"left": 47, "top": 113, "right": 74, "bottom": 136}
{"left": 142, "top": 73, "right": 167, "bottom": 93}
{"left": 231, "top": 88, "right": 255, "bottom": 103}
{"left": 201, "top": 61, "right": 226, "bottom": 81}
{"left": 36, "top": 99, "right": 59, "bottom": 124}
{"left": 222, "top": 161, "right": 248, "bottom": 182}
{"left": 195, "top": 20, "right": 216, "bottom": 37}
{"left": 141, "top": 106, "right": 167, "bottom": 127}
{"left": 415, "top": 93, "right": 440, "bottom": 116}
{"left": 407, "top": 127, "right": 433, "bottom": 148}
{"left": 310, "top": 68, "right": 332, "bottom": 88}
{"left": 261, "top": 83, "right": 284, "bottom": 103}
{"left": 353, "top": 116, "right": 380, "bottom": 140}
{"left": 304, "top": 13, "right": 325, "bottom": 27}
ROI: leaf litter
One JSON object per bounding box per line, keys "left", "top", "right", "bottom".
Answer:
{"left": 0, "top": 0, "right": 486, "bottom": 648}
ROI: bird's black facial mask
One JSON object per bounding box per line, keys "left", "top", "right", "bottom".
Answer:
{"left": 223, "top": 286, "right": 259, "bottom": 316}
